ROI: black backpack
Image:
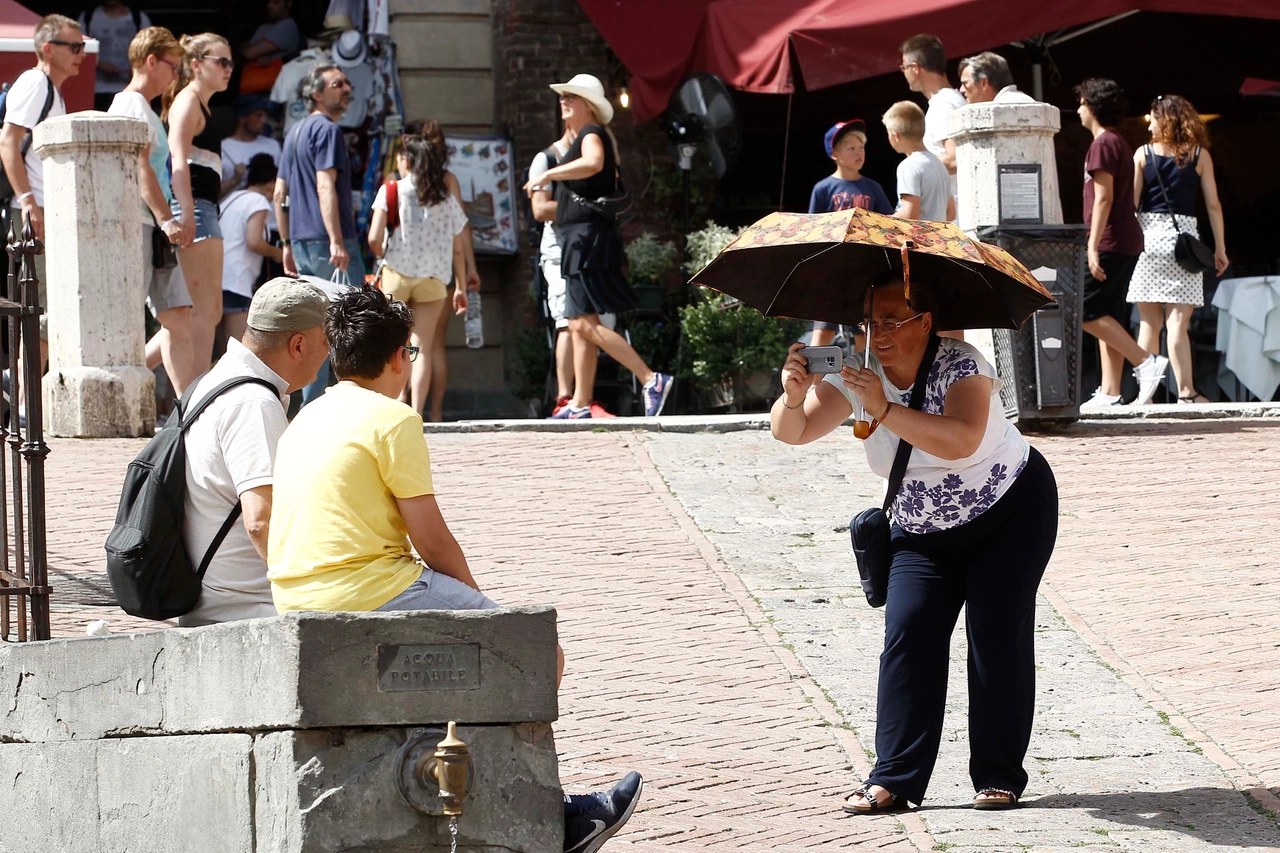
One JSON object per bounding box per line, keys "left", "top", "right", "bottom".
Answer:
{"left": 105, "top": 375, "right": 277, "bottom": 620}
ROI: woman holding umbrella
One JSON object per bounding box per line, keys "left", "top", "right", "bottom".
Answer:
{"left": 769, "top": 275, "right": 1059, "bottom": 814}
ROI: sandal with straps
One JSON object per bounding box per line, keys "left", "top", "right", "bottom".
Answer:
{"left": 843, "top": 783, "right": 908, "bottom": 815}
{"left": 973, "top": 787, "right": 1019, "bottom": 810}
{"left": 1177, "top": 393, "right": 1211, "bottom": 404}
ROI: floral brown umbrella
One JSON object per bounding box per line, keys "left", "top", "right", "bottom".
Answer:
{"left": 690, "top": 209, "right": 1055, "bottom": 330}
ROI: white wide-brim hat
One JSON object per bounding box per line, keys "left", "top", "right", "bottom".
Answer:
{"left": 549, "top": 73, "right": 614, "bottom": 125}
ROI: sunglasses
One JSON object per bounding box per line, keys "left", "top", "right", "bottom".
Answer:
{"left": 157, "top": 57, "right": 178, "bottom": 72}
{"left": 326, "top": 78, "right": 352, "bottom": 89}
{"left": 201, "top": 55, "right": 234, "bottom": 70}
{"left": 403, "top": 345, "right": 420, "bottom": 363}
{"left": 50, "top": 39, "right": 86, "bottom": 54}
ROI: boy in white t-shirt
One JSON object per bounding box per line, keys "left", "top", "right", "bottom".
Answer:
{"left": 882, "top": 101, "right": 954, "bottom": 223}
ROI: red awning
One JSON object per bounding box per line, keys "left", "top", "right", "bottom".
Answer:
{"left": 0, "top": 0, "right": 39, "bottom": 39}
{"left": 579, "top": 0, "right": 1280, "bottom": 123}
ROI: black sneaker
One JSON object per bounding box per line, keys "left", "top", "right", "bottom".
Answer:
{"left": 563, "top": 771, "right": 643, "bottom": 853}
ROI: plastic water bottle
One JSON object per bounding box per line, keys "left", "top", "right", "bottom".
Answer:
{"left": 464, "top": 291, "right": 484, "bottom": 349}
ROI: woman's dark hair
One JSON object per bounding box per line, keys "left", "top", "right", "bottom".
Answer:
{"left": 325, "top": 285, "right": 414, "bottom": 380}
{"left": 401, "top": 121, "right": 449, "bottom": 207}
{"left": 1149, "top": 94, "right": 1209, "bottom": 165}
{"left": 1073, "top": 78, "right": 1128, "bottom": 128}
{"left": 245, "top": 152, "right": 277, "bottom": 187}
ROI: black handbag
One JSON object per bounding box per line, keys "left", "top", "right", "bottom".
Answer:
{"left": 566, "top": 178, "right": 634, "bottom": 226}
{"left": 1146, "top": 145, "right": 1214, "bottom": 274}
{"left": 849, "top": 334, "right": 940, "bottom": 608}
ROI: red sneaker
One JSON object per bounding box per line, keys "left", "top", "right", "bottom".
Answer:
{"left": 550, "top": 395, "right": 571, "bottom": 417}
{"left": 588, "top": 401, "right": 617, "bottom": 418}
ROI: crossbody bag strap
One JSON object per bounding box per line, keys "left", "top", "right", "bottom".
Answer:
{"left": 1145, "top": 145, "right": 1184, "bottom": 236}
{"left": 881, "top": 333, "right": 942, "bottom": 513}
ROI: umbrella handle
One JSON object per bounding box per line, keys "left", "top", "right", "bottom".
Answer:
{"left": 853, "top": 419, "right": 871, "bottom": 440}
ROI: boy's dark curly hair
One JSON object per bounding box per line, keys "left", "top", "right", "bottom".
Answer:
{"left": 1073, "top": 78, "right": 1128, "bottom": 128}
{"left": 325, "top": 285, "right": 414, "bottom": 380}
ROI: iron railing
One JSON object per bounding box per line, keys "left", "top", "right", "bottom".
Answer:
{"left": 1, "top": 213, "right": 50, "bottom": 641}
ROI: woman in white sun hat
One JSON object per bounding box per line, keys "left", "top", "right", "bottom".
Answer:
{"left": 522, "top": 73, "right": 674, "bottom": 419}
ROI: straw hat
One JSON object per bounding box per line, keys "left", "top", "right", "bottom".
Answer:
{"left": 549, "top": 73, "right": 614, "bottom": 125}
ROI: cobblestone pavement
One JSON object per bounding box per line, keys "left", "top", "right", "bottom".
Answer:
{"left": 643, "top": 418, "right": 1280, "bottom": 852}
{"left": 23, "top": 419, "right": 1280, "bottom": 851}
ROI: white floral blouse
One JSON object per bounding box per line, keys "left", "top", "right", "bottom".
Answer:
{"left": 372, "top": 176, "right": 469, "bottom": 281}
{"left": 824, "top": 338, "right": 1030, "bottom": 534}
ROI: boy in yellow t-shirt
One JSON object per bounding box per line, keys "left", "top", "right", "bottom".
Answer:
{"left": 268, "top": 285, "right": 645, "bottom": 853}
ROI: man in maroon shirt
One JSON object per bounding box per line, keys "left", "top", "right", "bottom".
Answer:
{"left": 1074, "top": 78, "right": 1169, "bottom": 409}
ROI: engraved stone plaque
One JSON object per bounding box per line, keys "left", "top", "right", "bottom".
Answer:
{"left": 377, "top": 644, "right": 481, "bottom": 692}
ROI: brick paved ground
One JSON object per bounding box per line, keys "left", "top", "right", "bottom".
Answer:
{"left": 15, "top": 419, "right": 1280, "bottom": 850}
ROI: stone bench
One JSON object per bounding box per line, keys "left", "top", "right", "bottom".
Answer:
{"left": 0, "top": 608, "right": 562, "bottom": 853}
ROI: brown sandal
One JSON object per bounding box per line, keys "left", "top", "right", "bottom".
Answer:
{"left": 973, "top": 787, "right": 1019, "bottom": 810}
{"left": 843, "top": 783, "right": 908, "bottom": 815}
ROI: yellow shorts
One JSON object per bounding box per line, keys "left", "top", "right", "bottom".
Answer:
{"left": 380, "top": 265, "right": 448, "bottom": 304}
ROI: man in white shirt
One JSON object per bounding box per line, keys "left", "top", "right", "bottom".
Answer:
{"left": 899, "top": 33, "right": 964, "bottom": 196}
{"left": 221, "top": 94, "right": 282, "bottom": 202}
{"left": 179, "top": 277, "right": 330, "bottom": 627}
{"left": 78, "top": 1, "right": 150, "bottom": 111}
{"left": 958, "top": 52, "right": 1036, "bottom": 105}
{"left": 0, "top": 13, "right": 83, "bottom": 367}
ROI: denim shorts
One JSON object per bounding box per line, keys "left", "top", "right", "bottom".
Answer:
{"left": 171, "top": 197, "right": 222, "bottom": 243}
{"left": 222, "top": 290, "right": 252, "bottom": 314}
{"left": 375, "top": 568, "right": 500, "bottom": 612}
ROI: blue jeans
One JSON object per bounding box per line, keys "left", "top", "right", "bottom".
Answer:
{"left": 292, "top": 237, "right": 366, "bottom": 404}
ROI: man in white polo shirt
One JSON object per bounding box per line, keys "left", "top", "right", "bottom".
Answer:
{"left": 178, "top": 277, "right": 329, "bottom": 626}
{"left": 899, "top": 34, "right": 965, "bottom": 213}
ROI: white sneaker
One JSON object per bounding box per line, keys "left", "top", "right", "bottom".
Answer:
{"left": 1080, "top": 388, "right": 1122, "bottom": 411}
{"left": 1132, "top": 354, "right": 1170, "bottom": 406}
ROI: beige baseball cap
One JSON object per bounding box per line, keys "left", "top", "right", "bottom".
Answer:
{"left": 247, "top": 278, "right": 330, "bottom": 332}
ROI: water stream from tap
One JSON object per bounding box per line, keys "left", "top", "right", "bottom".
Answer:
{"left": 449, "top": 815, "right": 459, "bottom": 853}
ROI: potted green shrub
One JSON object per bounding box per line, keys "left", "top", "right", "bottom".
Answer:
{"left": 625, "top": 232, "right": 677, "bottom": 312}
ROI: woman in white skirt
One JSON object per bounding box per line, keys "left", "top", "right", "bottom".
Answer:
{"left": 1128, "top": 95, "right": 1228, "bottom": 403}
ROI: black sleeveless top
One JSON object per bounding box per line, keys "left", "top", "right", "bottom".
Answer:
{"left": 558, "top": 124, "right": 618, "bottom": 225}
{"left": 186, "top": 99, "right": 222, "bottom": 203}
{"left": 1139, "top": 146, "right": 1200, "bottom": 216}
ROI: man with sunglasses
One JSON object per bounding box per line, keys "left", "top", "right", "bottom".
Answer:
{"left": 1, "top": 14, "right": 84, "bottom": 372}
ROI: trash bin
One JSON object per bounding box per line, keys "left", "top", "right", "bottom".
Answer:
{"left": 976, "top": 225, "right": 1088, "bottom": 427}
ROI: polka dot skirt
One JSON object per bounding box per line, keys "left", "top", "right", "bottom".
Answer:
{"left": 1128, "top": 212, "right": 1204, "bottom": 306}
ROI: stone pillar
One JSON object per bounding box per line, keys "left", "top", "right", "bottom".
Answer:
{"left": 33, "top": 113, "right": 154, "bottom": 437}
{"left": 949, "top": 101, "right": 1064, "bottom": 234}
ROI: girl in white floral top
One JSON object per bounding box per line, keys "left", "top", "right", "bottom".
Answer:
{"left": 369, "top": 125, "right": 470, "bottom": 417}
{"left": 770, "top": 279, "right": 1059, "bottom": 815}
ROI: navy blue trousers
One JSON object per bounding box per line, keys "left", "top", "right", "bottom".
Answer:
{"left": 867, "top": 447, "right": 1058, "bottom": 805}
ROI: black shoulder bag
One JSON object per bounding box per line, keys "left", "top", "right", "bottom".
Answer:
{"left": 1146, "top": 145, "right": 1214, "bottom": 274}
{"left": 560, "top": 129, "right": 634, "bottom": 226}
{"left": 849, "top": 333, "right": 940, "bottom": 608}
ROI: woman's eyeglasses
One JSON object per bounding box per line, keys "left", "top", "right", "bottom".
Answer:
{"left": 50, "top": 39, "right": 86, "bottom": 54}
{"left": 403, "top": 345, "right": 420, "bottom": 363}
{"left": 202, "top": 55, "right": 234, "bottom": 70}
{"left": 858, "top": 313, "right": 925, "bottom": 335}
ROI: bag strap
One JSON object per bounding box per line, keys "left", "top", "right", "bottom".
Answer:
{"left": 881, "top": 333, "right": 942, "bottom": 513}
{"left": 176, "top": 374, "right": 281, "bottom": 432}
{"left": 1145, "top": 145, "right": 1184, "bottom": 236}
{"left": 18, "top": 74, "right": 56, "bottom": 159}
{"left": 197, "top": 502, "right": 243, "bottom": 581}
{"left": 385, "top": 178, "right": 399, "bottom": 233}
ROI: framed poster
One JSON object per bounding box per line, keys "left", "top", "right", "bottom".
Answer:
{"left": 445, "top": 135, "right": 518, "bottom": 255}
{"left": 997, "top": 164, "right": 1043, "bottom": 224}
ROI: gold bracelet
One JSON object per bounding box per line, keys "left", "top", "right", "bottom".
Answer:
{"left": 781, "top": 396, "right": 804, "bottom": 410}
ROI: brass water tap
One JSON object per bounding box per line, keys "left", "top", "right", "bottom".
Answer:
{"left": 419, "top": 721, "right": 471, "bottom": 816}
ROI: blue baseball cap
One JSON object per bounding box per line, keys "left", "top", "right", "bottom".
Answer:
{"left": 823, "top": 119, "right": 867, "bottom": 157}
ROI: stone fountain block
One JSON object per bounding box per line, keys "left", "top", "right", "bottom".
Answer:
{"left": 0, "top": 609, "right": 563, "bottom": 852}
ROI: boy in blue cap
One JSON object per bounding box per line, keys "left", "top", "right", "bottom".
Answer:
{"left": 808, "top": 119, "right": 893, "bottom": 347}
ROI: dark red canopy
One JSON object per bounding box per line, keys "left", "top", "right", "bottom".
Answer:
{"left": 579, "top": 0, "right": 1280, "bottom": 123}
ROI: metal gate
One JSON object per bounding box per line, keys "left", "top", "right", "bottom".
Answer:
{"left": 1, "top": 213, "right": 50, "bottom": 642}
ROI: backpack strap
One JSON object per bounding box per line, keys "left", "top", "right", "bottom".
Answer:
{"left": 17, "top": 75, "right": 56, "bottom": 159}
{"left": 881, "top": 334, "right": 941, "bottom": 514}
{"left": 174, "top": 373, "right": 282, "bottom": 579}
{"left": 176, "top": 374, "right": 282, "bottom": 431}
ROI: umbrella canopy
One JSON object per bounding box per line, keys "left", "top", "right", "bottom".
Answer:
{"left": 690, "top": 209, "right": 1054, "bottom": 330}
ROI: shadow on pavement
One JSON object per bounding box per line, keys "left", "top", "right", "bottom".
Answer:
{"left": 1029, "top": 787, "right": 1280, "bottom": 847}
{"left": 1031, "top": 419, "right": 1279, "bottom": 439}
